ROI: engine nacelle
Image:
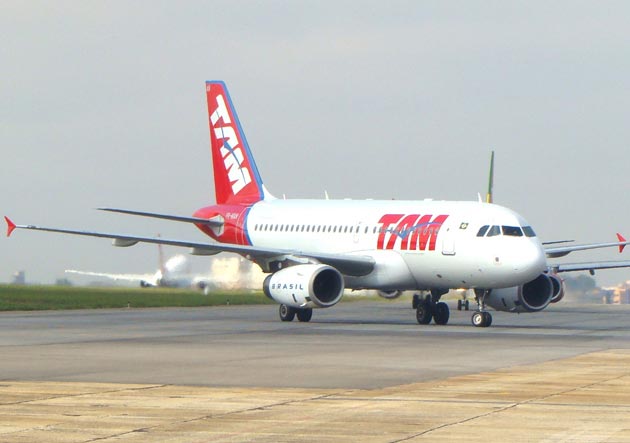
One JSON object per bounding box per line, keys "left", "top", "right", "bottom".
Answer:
{"left": 377, "top": 290, "right": 403, "bottom": 299}
{"left": 263, "top": 264, "right": 344, "bottom": 309}
{"left": 548, "top": 274, "right": 565, "bottom": 303}
{"left": 485, "top": 273, "right": 554, "bottom": 313}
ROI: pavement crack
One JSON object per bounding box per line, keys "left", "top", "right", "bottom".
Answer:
{"left": 79, "top": 389, "right": 359, "bottom": 442}
{"left": 178, "top": 389, "right": 357, "bottom": 425}
{"left": 0, "top": 383, "right": 168, "bottom": 406}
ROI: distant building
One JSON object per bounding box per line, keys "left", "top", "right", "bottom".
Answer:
{"left": 601, "top": 281, "right": 630, "bottom": 305}
{"left": 12, "top": 271, "right": 25, "bottom": 285}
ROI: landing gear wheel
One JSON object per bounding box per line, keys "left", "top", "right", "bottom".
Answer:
{"left": 412, "top": 294, "right": 421, "bottom": 309}
{"left": 416, "top": 300, "right": 433, "bottom": 325}
{"left": 471, "top": 311, "right": 492, "bottom": 327}
{"left": 472, "top": 312, "right": 484, "bottom": 327}
{"left": 464, "top": 300, "right": 470, "bottom": 311}
{"left": 457, "top": 300, "right": 462, "bottom": 311}
{"left": 279, "top": 304, "right": 296, "bottom": 322}
{"left": 296, "top": 308, "right": 313, "bottom": 322}
{"left": 433, "top": 302, "right": 450, "bottom": 325}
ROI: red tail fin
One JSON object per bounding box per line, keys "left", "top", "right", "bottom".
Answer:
{"left": 206, "top": 81, "right": 266, "bottom": 205}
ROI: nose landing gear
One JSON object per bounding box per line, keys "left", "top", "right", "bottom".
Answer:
{"left": 472, "top": 289, "right": 493, "bottom": 327}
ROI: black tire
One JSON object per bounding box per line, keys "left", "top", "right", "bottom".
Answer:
{"left": 483, "top": 311, "right": 492, "bottom": 327}
{"left": 416, "top": 301, "right": 433, "bottom": 325}
{"left": 457, "top": 300, "right": 462, "bottom": 311}
{"left": 412, "top": 294, "right": 420, "bottom": 309}
{"left": 433, "top": 302, "right": 450, "bottom": 325}
{"left": 472, "top": 311, "right": 492, "bottom": 327}
{"left": 279, "top": 304, "right": 296, "bottom": 322}
{"left": 464, "top": 300, "right": 470, "bottom": 311}
{"left": 296, "top": 308, "right": 313, "bottom": 322}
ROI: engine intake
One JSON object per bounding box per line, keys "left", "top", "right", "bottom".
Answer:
{"left": 377, "top": 290, "right": 403, "bottom": 299}
{"left": 486, "top": 273, "right": 554, "bottom": 313}
{"left": 263, "top": 264, "right": 344, "bottom": 309}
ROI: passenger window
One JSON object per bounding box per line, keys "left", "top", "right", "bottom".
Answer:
{"left": 522, "top": 226, "right": 536, "bottom": 237}
{"left": 502, "top": 226, "right": 523, "bottom": 237}
{"left": 477, "top": 225, "right": 489, "bottom": 237}
{"left": 487, "top": 225, "right": 501, "bottom": 237}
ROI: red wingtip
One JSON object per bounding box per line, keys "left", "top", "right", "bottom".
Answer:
{"left": 617, "top": 233, "right": 626, "bottom": 253}
{"left": 4, "top": 216, "right": 16, "bottom": 237}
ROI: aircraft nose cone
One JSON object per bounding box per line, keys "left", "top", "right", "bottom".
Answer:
{"left": 511, "top": 241, "right": 547, "bottom": 277}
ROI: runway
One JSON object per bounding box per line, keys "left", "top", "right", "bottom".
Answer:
{"left": 1, "top": 300, "right": 630, "bottom": 441}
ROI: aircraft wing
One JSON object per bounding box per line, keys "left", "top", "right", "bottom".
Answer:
{"left": 5, "top": 217, "right": 375, "bottom": 277}
{"left": 545, "top": 234, "right": 628, "bottom": 258}
{"left": 550, "top": 261, "right": 630, "bottom": 273}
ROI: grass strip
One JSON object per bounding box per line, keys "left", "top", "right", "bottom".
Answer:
{"left": 0, "top": 284, "right": 275, "bottom": 311}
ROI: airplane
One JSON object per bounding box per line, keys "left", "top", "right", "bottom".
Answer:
{"left": 65, "top": 253, "right": 203, "bottom": 289}
{"left": 65, "top": 252, "right": 265, "bottom": 292}
{"left": 6, "top": 80, "right": 630, "bottom": 327}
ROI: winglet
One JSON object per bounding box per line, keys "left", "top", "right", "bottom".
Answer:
{"left": 617, "top": 233, "right": 626, "bottom": 253}
{"left": 5, "top": 216, "right": 16, "bottom": 237}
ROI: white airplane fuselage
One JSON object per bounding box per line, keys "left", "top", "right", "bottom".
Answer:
{"left": 243, "top": 198, "right": 547, "bottom": 291}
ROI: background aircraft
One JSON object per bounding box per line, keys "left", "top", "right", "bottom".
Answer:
{"left": 66, "top": 251, "right": 264, "bottom": 293}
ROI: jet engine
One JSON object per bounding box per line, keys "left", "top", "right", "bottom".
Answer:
{"left": 485, "top": 273, "right": 554, "bottom": 313}
{"left": 377, "top": 290, "right": 403, "bottom": 299}
{"left": 548, "top": 274, "right": 565, "bottom": 303}
{"left": 263, "top": 264, "right": 344, "bottom": 309}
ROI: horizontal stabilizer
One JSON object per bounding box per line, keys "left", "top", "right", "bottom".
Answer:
{"left": 98, "top": 208, "right": 224, "bottom": 227}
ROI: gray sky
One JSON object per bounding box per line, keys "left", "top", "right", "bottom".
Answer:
{"left": 2, "top": 1, "right": 630, "bottom": 287}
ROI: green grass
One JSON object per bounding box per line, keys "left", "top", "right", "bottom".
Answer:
{"left": 0, "top": 284, "right": 275, "bottom": 311}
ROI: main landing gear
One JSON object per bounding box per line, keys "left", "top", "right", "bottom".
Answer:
{"left": 279, "top": 304, "right": 313, "bottom": 322}
{"left": 413, "top": 289, "right": 450, "bottom": 325}
{"left": 412, "top": 289, "right": 494, "bottom": 327}
{"left": 471, "top": 289, "right": 492, "bottom": 327}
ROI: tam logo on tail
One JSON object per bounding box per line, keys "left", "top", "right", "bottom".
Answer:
{"left": 206, "top": 81, "right": 264, "bottom": 205}
{"left": 210, "top": 93, "right": 252, "bottom": 195}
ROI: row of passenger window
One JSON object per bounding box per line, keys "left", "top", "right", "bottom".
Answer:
{"left": 253, "top": 223, "right": 378, "bottom": 234}
{"left": 476, "top": 225, "right": 536, "bottom": 238}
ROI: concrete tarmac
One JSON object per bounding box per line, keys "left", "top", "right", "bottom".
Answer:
{"left": 1, "top": 300, "right": 630, "bottom": 441}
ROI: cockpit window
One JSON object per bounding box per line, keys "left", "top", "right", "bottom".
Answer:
{"left": 522, "top": 226, "right": 536, "bottom": 237}
{"left": 502, "top": 226, "right": 523, "bottom": 237}
{"left": 477, "top": 225, "right": 489, "bottom": 237}
{"left": 487, "top": 225, "right": 501, "bottom": 237}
